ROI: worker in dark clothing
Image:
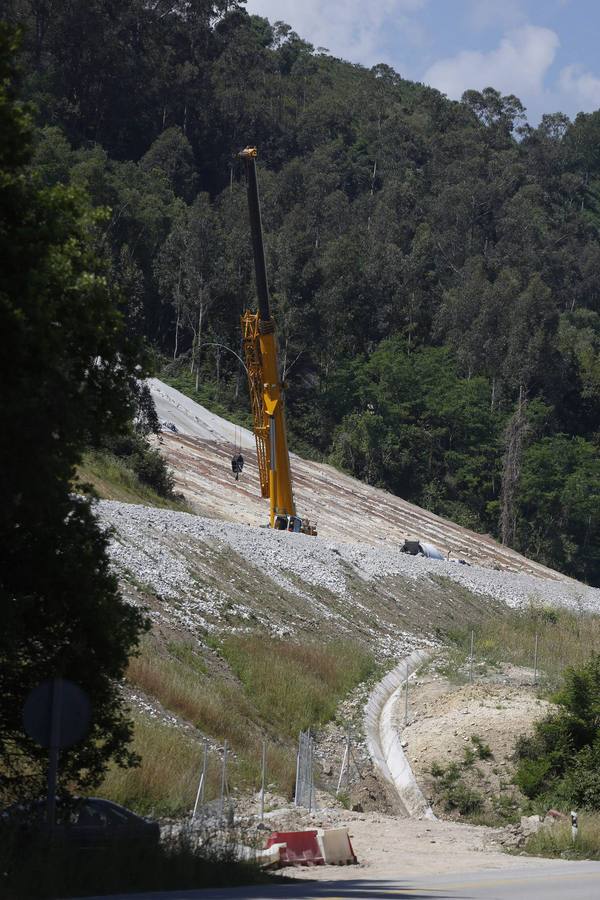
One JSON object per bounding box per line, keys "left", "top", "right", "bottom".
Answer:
{"left": 231, "top": 453, "right": 244, "bottom": 480}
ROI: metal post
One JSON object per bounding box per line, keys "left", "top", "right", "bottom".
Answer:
{"left": 47, "top": 678, "right": 63, "bottom": 837}
{"left": 260, "top": 740, "right": 267, "bottom": 823}
{"left": 219, "top": 740, "right": 228, "bottom": 819}
{"left": 469, "top": 630, "right": 474, "bottom": 683}
{"left": 404, "top": 665, "right": 409, "bottom": 725}
{"left": 346, "top": 727, "right": 351, "bottom": 796}
{"left": 336, "top": 735, "right": 349, "bottom": 796}
{"left": 308, "top": 731, "right": 313, "bottom": 814}
{"left": 192, "top": 740, "right": 208, "bottom": 820}
{"left": 533, "top": 633, "right": 539, "bottom": 686}
{"left": 294, "top": 732, "right": 301, "bottom": 807}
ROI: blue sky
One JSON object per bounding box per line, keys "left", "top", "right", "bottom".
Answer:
{"left": 244, "top": 0, "right": 600, "bottom": 123}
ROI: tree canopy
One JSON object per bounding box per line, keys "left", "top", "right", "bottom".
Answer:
{"left": 0, "top": 24, "right": 146, "bottom": 802}
{"left": 4, "top": 2, "right": 600, "bottom": 583}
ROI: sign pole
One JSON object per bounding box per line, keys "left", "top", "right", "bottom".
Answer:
{"left": 47, "top": 678, "right": 63, "bottom": 837}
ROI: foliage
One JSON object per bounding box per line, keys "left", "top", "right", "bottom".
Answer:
{"left": 429, "top": 761, "right": 484, "bottom": 816}
{"left": 5, "top": 3, "right": 600, "bottom": 582}
{"left": 0, "top": 25, "right": 146, "bottom": 804}
{"left": 514, "top": 654, "right": 600, "bottom": 809}
{"left": 471, "top": 734, "right": 493, "bottom": 760}
{"left": 78, "top": 450, "right": 187, "bottom": 510}
{"left": 524, "top": 811, "right": 600, "bottom": 860}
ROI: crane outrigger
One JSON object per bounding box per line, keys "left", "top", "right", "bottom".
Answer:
{"left": 239, "top": 147, "right": 316, "bottom": 536}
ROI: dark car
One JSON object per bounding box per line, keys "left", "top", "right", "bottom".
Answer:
{"left": 0, "top": 797, "right": 160, "bottom": 849}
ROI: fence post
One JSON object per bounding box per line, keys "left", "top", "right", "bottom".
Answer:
{"left": 294, "top": 732, "right": 301, "bottom": 807}
{"left": 308, "top": 730, "right": 313, "bottom": 813}
{"left": 260, "top": 740, "right": 267, "bottom": 823}
{"left": 192, "top": 739, "right": 208, "bottom": 820}
{"left": 469, "top": 630, "right": 474, "bottom": 683}
{"left": 346, "top": 726, "right": 351, "bottom": 796}
{"left": 404, "top": 664, "right": 409, "bottom": 725}
{"left": 219, "top": 740, "right": 228, "bottom": 819}
{"left": 533, "top": 633, "right": 539, "bottom": 686}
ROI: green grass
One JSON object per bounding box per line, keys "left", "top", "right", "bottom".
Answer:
{"left": 218, "top": 634, "right": 378, "bottom": 738}
{"left": 78, "top": 450, "right": 188, "bottom": 510}
{"left": 99, "top": 714, "right": 212, "bottom": 817}
{"left": 524, "top": 813, "right": 600, "bottom": 860}
{"left": 126, "top": 641, "right": 297, "bottom": 796}
{"left": 115, "top": 633, "right": 377, "bottom": 815}
{"left": 439, "top": 604, "right": 600, "bottom": 691}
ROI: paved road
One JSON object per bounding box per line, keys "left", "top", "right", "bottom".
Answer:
{"left": 78, "top": 861, "right": 600, "bottom": 900}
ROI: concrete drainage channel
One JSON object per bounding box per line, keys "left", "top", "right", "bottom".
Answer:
{"left": 364, "top": 648, "right": 435, "bottom": 820}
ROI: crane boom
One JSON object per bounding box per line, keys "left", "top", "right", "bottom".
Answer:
{"left": 239, "top": 147, "right": 315, "bottom": 535}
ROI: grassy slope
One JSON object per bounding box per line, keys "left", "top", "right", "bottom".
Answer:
{"left": 101, "top": 633, "right": 377, "bottom": 816}
{"left": 78, "top": 449, "right": 188, "bottom": 510}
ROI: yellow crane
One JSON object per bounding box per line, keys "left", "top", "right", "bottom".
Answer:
{"left": 239, "top": 147, "right": 316, "bottom": 535}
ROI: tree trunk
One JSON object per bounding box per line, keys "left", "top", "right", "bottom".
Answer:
{"left": 194, "top": 298, "right": 204, "bottom": 391}
{"left": 499, "top": 388, "right": 530, "bottom": 546}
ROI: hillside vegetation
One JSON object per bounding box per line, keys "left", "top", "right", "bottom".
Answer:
{"left": 5, "top": 0, "right": 600, "bottom": 585}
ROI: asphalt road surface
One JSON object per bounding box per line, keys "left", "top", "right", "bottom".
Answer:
{"left": 78, "top": 861, "right": 600, "bottom": 900}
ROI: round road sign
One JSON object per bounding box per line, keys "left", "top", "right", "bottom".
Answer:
{"left": 23, "top": 678, "right": 91, "bottom": 749}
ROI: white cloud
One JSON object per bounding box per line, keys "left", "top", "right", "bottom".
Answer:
{"left": 245, "top": 0, "right": 426, "bottom": 67}
{"left": 559, "top": 64, "right": 600, "bottom": 111}
{"left": 423, "top": 25, "right": 559, "bottom": 102}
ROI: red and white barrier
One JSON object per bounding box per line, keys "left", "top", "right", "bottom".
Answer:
{"left": 316, "top": 827, "right": 357, "bottom": 865}
{"left": 264, "top": 827, "right": 357, "bottom": 867}
{"left": 265, "top": 830, "right": 325, "bottom": 865}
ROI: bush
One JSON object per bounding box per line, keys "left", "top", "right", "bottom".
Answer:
{"left": 471, "top": 734, "right": 493, "bottom": 760}
{"left": 514, "top": 654, "right": 600, "bottom": 809}
{"left": 515, "top": 758, "right": 552, "bottom": 800}
{"left": 444, "top": 781, "right": 484, "bottom": 816}
{"left": 106, "top": 432, "right": 175, "bottom": 497}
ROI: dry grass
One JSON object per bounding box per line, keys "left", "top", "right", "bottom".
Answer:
{"left": 120, "top": 633, "right": 377, "bottom": 813}
{"left": 126, "top": 644, "right": 297, "bottom": 796}
{"left": 219, "top": 634, "right": 377, "bottom": 738}
{"left": 99, "top": 714, "right": 214, "bottom": 817}
{"left": 525, "top": 813, "right": 600, "bottom": 860}
{"left": 77, "top": 450, "right": 188, "bottom": 510}
{"left": 443, "top": 604, "right": 600, "bottom": 690}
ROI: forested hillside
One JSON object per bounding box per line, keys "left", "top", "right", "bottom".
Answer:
{"left": 5, "top": 1, "right": 600, "bottom": 584}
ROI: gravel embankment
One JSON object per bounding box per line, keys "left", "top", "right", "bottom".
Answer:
{"left": 99, "top": 500, "right": 600, "bottom": 617}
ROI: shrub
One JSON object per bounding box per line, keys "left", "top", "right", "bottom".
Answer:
{"left": 462, "top": 747, "right": 476, "bottom": 768}
{"left": 513, "top": 654, "right": 600, "bottom": 808}
{"left": 471, "top": 734, "right": 493, "bottom": 760}
{"left": 444, "top": 781, "right": 484, "bottom": 816}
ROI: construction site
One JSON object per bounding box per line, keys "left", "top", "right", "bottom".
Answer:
{"left": 83, "top": 150, "right": 600, "bottom": 883}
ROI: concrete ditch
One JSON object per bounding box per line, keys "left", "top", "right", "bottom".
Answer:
{"left": 364, "top": 648, "right": 435, "bottom": 820}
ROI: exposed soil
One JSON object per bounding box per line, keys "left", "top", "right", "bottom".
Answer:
{"left": 251, "top": 806, "right": 551, "bottom": 880}
{"left": 397, "top": 665, "right": 554, "bottom": 824}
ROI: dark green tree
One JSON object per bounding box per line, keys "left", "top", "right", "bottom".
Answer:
{"left": 0, "top": 26, "right": 146, "bottom": 803}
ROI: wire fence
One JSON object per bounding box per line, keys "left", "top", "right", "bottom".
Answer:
{"left": 188, "top": 725, "right": 365, "bottom": 822}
